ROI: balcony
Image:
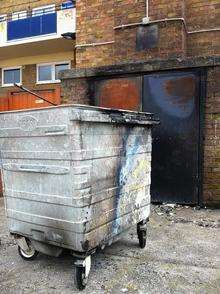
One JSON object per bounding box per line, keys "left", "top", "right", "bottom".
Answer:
{"left": 7, "top": 13, "right": 57, "bottom": 41}
{"left": 0, "top": 7, "right": 75, "bottom": 46}
{"left": 0, "top": 6, "right": 76, "bottom": 62}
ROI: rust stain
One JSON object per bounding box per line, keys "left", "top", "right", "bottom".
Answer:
{"left": 164, "top": 76, "right": 196, "bottom": 107}
{"left": 97, "top": 78, "right": 141, "bottom": 111}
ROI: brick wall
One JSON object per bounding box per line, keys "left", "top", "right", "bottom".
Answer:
{"left": 187, "top": 32, "right": 219, "bottom": 57}
{"left": 75, "top": 0, "right": 219, "bottom": 68}
{"left": 61, "top": 77, "right": 90, "bottom": 105}
{"left": 76, "top": 0, "right": 187, "bottom": 67}
{"left": 114, "top": 21, "right": 186, "bottom": 64}
{"left": 149, "top": 0, "right": 185, "bottom": 20}
{"left": 203, "top": 66, "right": 220, "bottom": 206}
{"left": 76, "top": 0, "right": 115, "bottom": 67}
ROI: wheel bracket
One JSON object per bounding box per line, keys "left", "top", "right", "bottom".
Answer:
{"left": 14, "top": 236, "right": 29, "bottom": 252}
{"left": 74, "top": 255, "right": 91, "bottom": 278}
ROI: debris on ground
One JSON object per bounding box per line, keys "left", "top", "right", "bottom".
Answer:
{"left": 153, "top": 203, "right": 219, "bottom": 229}
{"left": 172, "top": 217, "right": 220, "bottom": 228}
{"left": 0, "top": 198, "right": 219, "bottom": 293}
{"left": 153, "top": 203, "right": 185, "bottom": 216}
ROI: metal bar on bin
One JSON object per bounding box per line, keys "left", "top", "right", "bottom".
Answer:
{"left": 14, "top": 83, "right": 57, "bottom": 106}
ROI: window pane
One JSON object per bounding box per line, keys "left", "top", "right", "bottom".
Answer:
{"left": 38, "top": 65, "right": 52, "bottom": 81}
{"left": 55, "top": 63, "right": 69, "bottom": 80}
{"left": 4, "top": 69, "right": 20, "bottom": 85}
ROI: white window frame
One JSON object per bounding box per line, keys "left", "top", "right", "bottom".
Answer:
{"left": 12, "top": 10, "right": 27, "bottom": 21}
{"left": 0, "top": 14, "right": 7, "bottom": 22}
{"left": 36, "top": 61, "right": 71, "bottom": 84}
{"left": 2, "top": 66, "right": 22, "bottom": 87}
{"left": 32, "top": 4, "right": 55, "bottom": 17}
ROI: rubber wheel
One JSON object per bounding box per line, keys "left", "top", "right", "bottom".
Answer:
{"left": 18, "top": 244, "right": 38, "bottom": 261}
{"left": 138, "top": 230, "right": 147, "bottom": 249}
{"left": 74, "top": 266, "right": 87, "bottom": 291}
{"left": 138, "top": 231, "right": 147, "bottom": 249}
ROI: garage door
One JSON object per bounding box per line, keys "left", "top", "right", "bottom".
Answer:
{"left": 8, "top": 88, "right": 60, "bottom": 111}
{"left": 0, "top": 97, "right": 9, "bottom": 112}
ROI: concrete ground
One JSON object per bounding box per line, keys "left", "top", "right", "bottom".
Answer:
{"left": 0, "top": 197, "right": 219, "bottom": 294}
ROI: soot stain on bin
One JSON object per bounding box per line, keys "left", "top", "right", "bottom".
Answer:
{"left": 112, "top": 127, "right": 140, "bottom": 235}
{"left": 81, "top": 240, "right": 90, "bottom": 252}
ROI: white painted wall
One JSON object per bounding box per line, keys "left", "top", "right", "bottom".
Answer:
{"left": 57, "top": 7, "right": 76, "bottom": 35}
{"left": 0, "top": 21, "right": 7, "bottom": 44}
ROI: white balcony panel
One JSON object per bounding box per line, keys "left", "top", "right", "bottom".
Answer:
{"left": 0, "top": 21, "right": 7, "bottom": 44}
{"left": 57, "top": 8, "right": 76, "bottom": 35}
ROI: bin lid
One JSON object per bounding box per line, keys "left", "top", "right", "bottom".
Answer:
{"left": 71, "top": 104, "right": 159, "bottom": 125}
{"left": 0, "top": 104, "right": 159, "bottom": 126}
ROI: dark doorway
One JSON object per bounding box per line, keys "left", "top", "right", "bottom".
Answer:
{"left": 143, "top": 71, "right": 201, "bottom": 204}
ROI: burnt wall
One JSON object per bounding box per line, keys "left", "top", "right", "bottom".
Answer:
{"left": 60, "top": 57, "right": 220, "bottom": 207}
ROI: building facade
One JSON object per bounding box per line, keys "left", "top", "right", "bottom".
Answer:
{"left": 0, "top": 0, "right": 76, "bottom": 110}
{"left": 0, "top": 0, "right": 219, "bottom": 207}
{"left": 61, "top": 0, "right": 219, "bottom": 207}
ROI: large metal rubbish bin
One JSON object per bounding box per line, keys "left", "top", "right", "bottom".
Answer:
{"left": 0, "top": 105, "right": 158, "bottom": 290}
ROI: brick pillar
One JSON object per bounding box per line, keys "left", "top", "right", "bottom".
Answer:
{"left": 61, "top": 77, "right": 90, "bottom": 105}
{"left": 203, "top": 66, "right": 220, "bottom": 206}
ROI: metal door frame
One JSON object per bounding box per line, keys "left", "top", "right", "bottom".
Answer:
{"left": 198, "top": 68, "right": 207, "bottom": 207}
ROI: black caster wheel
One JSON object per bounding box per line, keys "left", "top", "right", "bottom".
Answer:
{"left": 74, "top": 266, "right": 87, "bottom": 290}
{"left": 74, "top": 255, "right": 91, "bottom": 290}
{"left": 138, "top": 230, "right": 147, "bottom": 248}
{"left": 137, "top": 220, "right": 147, "bottom": 249}
{"left": 18, "top": 243, "right": 38, "bottom": 261}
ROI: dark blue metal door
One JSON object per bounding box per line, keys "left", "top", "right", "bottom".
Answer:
{"left": 143, "top": 71, "right": 201, "bottom": 204}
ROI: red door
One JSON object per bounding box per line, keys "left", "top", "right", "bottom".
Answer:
{"left": 0, "top": 96, "right": 9, "bottom": 112}
{"left": 8, "top": 87, "right": 61, "bottom": 111}
{"left": 95, "top": 77, "right": 142, "bottom": 111}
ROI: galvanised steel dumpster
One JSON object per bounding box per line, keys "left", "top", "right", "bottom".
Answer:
{"left": 0, "top": 105, "right": 158, "bottom": 290}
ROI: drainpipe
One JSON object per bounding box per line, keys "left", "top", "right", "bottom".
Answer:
{"left": 75, "top": 41, "right": 115, "bottom": 49}
{"left": 142, "top": 0, "right": 150, "bottom": 24}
